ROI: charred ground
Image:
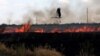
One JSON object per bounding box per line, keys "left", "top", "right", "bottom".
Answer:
{"left": 0, "top": 32, "right": 99, "bottom": 56}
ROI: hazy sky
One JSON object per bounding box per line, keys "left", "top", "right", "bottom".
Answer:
{"left": 0, "top": 0, "right": 68, "bottom": 24}
{"left": 0, "top": 0, "right": 99, "bottom": 24}
{"left": 0, "top": 0, "right": 54, "bottom": 24}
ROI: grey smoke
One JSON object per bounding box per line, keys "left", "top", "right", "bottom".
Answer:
{"left": 24, "top": 0, "right": 100, "bottom": 24}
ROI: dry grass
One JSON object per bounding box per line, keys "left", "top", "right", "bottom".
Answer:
{"left": 0, "top": 43, "right": 16, "bottom": 56}
{"left": 33, "top": 46, "right": 64, "bottom": 56}
{"left": 0, "top": 43, "right": 64, "bottom": 56}
{"left": 15, "top": 44, "right": 33, "bottom": 56}
{"left": 0, "top": 42, "right": 95, "bottom": 56}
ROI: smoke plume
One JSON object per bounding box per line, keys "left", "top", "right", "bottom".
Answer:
{"left": 23, "top": 0, "right": 100, "bottom": 24}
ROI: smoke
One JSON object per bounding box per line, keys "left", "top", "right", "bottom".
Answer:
{"left": 4, "top": 0, "right": 100, "bottom": 24}
{"left": 25, "top": 0, "right": 75, "bottom": 24}
{"left": 0, "top": 0, "right": 99, "bottom": 24}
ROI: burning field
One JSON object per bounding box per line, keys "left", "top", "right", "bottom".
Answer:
{"left": 0, "top": 24, "right": 100, "bottom": 56}
{"left": 2, "top": 23, "right": 100, "bottom": 33}
{"left": 1, "top": 0, "right": 100, "bottom": 56}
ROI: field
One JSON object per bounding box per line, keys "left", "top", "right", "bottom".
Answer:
{"left": 0, "top": 24, "right": 99, "bottom": 56}
{"left": 2, "top": 23, "right": 100, "bottom": 33}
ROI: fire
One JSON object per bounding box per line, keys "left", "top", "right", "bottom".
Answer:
{"left": 34, "top": 28, "right": 45, "bottom": 33}
{"left": 2, "top": 25, "right": 100, "bottom": 33}
{"left": 15, "top": 23, "right": 31, "bottom": 33}
{"left": 51, "top": 28, "right": 61, "bottom": 33}
{"left": 63, "top": 26, "right": 97, "bottom": 32}
{"left": 32, "top": 26, "right": 98, "bottom": 33}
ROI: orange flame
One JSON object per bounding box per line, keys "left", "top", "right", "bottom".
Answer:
{"left": 34, "top": 28, "right": 45, "bottom": 33}
{"left": 15, "top": 23, "right": 30, "bottom": 32}
{"left": 2, "top": 25, "right": 100, "bottom": 33}
{"left": 63, "top": 26, "right": 97, "bottom": 32}
{"left": 51, "top": 28, "right": 61, "bottom": 33}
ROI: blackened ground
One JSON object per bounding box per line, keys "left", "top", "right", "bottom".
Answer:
{"left": 0, "top": 32, "right": 100, "bottom": 56}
